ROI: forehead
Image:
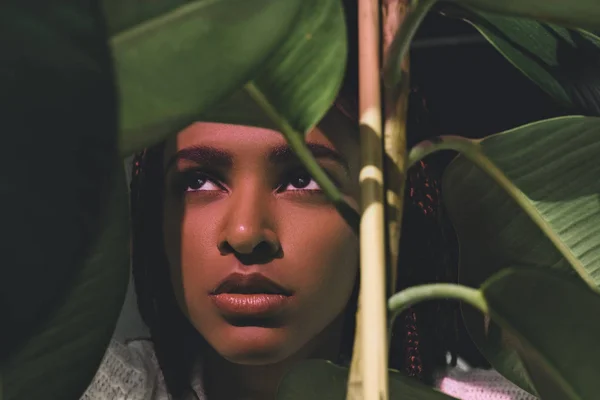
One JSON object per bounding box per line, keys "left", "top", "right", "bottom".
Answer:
{"left": 163, "top": 108, "right": 359, "bottom": 166}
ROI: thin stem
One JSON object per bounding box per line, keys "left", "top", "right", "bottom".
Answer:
{"left": 408, "top": 135, "right": 600, "bottom": 292}
{"left": 407, "top": 135, "right": 473, "bottom": 168}
{"left": 383, "top": 0, "right": 437, "bottom": 89}
{"left": 381, "top": 0, "right": 410, "bottom": 301}
{"left": 348, "top": 0, "right": 388, "bottom": 399}
{"left": 380, "top": 0, "right": 436, "bottom": 301}
{"left": 388, "top": 283, "right": 488, "bottom": 325}
{"left": 244, "top": 82, "right": 359, "bottom": 233}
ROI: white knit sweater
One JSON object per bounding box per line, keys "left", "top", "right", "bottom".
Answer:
{"left": 81, "top": 340, "right": 537, "bottom": 400}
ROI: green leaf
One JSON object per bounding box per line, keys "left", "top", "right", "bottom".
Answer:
{"left": 445, "top": 0, "right": 600, "bottom": 31}
{"left": 102, "top": 0, "right": 191, "bottom": 35}
{"left": 470, "top": 321, "right": 538, "bottom": 395}
{"left": 110, "top": 0, "right": 304, "bottom": 155}
{"left": 442, "top": 6, "right": 600, "bottom": 115}
{"left": 443, "top": 115, "right": 600, "bottom": 292}
{"left": 248, "top": 0, "right": 346, "bottom": 134}
{"left": 204, "top": 0, "right": 347, "bottom": 135}
{"left": 442, "top": 116, "right": 600, "bottom": 391}
{"left": 276, "top": 359, "right": 456, "bottom": 400}
{"left": 0, "top": 1, "right": 118, "bottom": 357}
{"left": 2, "top": 165, "right": 130, "bottom": 400}
{"left": 481, "top": 267, "right": 600, "bottom": 399}
{"left": 1, "top": 4, "right": 129, "bottom": 398}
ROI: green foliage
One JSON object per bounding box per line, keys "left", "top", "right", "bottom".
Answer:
{"left": 442, "top": 116, "right": 600, "bottom": 392}
{"left": 0, "top": 0, "right": 118, "bottom": 357}
{"left": 2, "top": 167, "right": 130, "bottom": 400}
{"left": 111, "top": 0, "right": 304, "bottom": 154}
{"left": 444, "top": 116, "right": 600, "bottom": 290}
{"left": 481, "top": 268, "right": 600, "bottom": 399}
{"left": 276, "top": 359, "right": 456, "bottom": 400}
{"left": 446, "top": 0, "right": 600, "bottom": 31}
{"left": 386, "top": 267, "right": 600, "bottom": 399}
{"left": 203, "top": 0, "right": 347, "bottom": 135}
{"left": 443, "top": 6, "right": 600, "bottom": 115}
{"left": 102, "top": 0, "right": 191, "bottom": 35}
{"left": 0, "top": 2, "right": 129, "bottom": 399}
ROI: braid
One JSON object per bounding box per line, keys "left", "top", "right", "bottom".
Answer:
{"left": 401, "top": 308, "right": 423, "bottom": 378}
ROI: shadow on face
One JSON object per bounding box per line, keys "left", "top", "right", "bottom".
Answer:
{"left": 161, "top": 108, "right": 361, "bottom": 365}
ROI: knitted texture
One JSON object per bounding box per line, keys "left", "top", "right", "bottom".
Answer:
{"left": 434, "top": 362, "right": 537, "bottom": 400}
{"left": 82, "top": 340, "right": 537, "bottom": 400}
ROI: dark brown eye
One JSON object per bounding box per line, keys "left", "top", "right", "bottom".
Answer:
{"left": 187, "top": 176, "right": 206, "bottom": 191}
{"left": 282, "top": 170, "right": 320, "bottom": 191}
{"left": 182, "top": 172, "right": 222, "bottom": 192}
{"left": 290, "top": 172, "right": 312, "bottom": 188}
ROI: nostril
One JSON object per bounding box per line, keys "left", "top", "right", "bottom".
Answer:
{"left": 254, "top": 241, "right": 275, "bottom": 255}
{"left": 218, "top": 241, "right": 235, "bottom": 255}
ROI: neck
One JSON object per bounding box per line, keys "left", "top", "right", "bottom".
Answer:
{"left": 202, "top": 315, "right": 345, "bottom": 400}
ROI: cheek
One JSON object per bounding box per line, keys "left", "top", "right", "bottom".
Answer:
{"left": 283, "top": 207, "right": 358, "bottom": 315}
{"left": 163, "top": 200, "right": 220, "bottom": 316}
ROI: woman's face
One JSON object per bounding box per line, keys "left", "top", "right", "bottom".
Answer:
{"left": 162, "top": 109, "right": 360, "bottom": 365}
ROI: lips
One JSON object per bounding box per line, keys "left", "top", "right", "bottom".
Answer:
{"left": 210, "top": 273, "right": 293, "bottom": 318}
{"left": 211, "top": 273, "right": 292, "bottom": 296}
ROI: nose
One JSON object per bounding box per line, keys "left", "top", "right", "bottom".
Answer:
{"left": 218, "top": 183, "right": 280, "bottom": 260}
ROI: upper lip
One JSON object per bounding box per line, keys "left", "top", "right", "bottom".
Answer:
{"left": 210, "top": 273, "right": 293, "bottom": 296}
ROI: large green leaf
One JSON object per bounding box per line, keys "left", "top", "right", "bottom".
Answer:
{"left": 203, "top": 0, "right": 347, "bottom": 135}
{"left": 441, "top": 6, "right": 600, "bottom": 115}
{"left": 109, "top": 0, "right": 304, "bottom": 155}
{"left": 276, "top": 359, "right": 456, "bottom": 400}
{"left": 481, "top": 267, "right": 600, "bottom": 399}
{"left": 443, "top": 115, "right": 600, "bottom": 291}
{"left": 442, "top": 116, "right": 600, "bottom": 391}
{"left": 0, "top": 1, "right": 118, "bottom": 357}
{"left": 102, "top": 0, "right": 191, "bottom": 35}
{"left": 2, "top": 165, "right": 130, "bottom": 400}
{"left": 445, "top": 0, "right": 600, "bottom": 31}
{"left": 1, "top": 3, "right": 130, "bottom": 398}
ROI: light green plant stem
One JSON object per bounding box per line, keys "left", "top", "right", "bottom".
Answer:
{"left": 389, "top": 283, "right": 488, "bottom": 317}
{"left": 350, "top": 0, "right": 388, "bottom": 399}
{"left": 408, "top": 135, "right": 600, "bottom": 292}
{"left": 244, "top": 82, "right": 359, "bottom": 233}
{"left": 406, "top": 135, "right": 474, "bottom": 168}
{"left": 388, "top": 283, "right": 488, "bottom": 339}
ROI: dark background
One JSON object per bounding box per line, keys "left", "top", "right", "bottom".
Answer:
{"left": 411, "top": 10, "right": 566, "bottom": 141}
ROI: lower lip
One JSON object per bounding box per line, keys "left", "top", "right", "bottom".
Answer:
{"left": 210, "top": 293, "right": 291, "bottom": 317}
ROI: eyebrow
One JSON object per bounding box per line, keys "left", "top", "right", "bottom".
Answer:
{"left": 165, "top": 146, "right": 233, "bottom": 172}
{"left": 165, "top": 142, "right": 349, "bottom": 173}
{"left": 269, "top": 143, "right": 350, "bottom": 172}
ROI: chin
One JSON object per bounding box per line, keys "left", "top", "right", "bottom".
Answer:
{"left": 213, "top": 325, "right": 298, "bottom": 365}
